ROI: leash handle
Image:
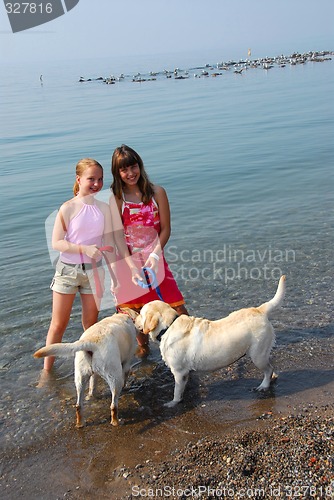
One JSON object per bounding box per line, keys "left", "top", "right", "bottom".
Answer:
{"left": 136, "top": 266, "right": 156, "bottom": 289}
{"left": 136, "top": 267, "right": 163, "bottom": 301}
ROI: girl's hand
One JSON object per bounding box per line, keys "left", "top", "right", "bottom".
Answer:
{"left": 131, "top": 267, "right": 143, "bottom": 286}
{"left": 82, "top": 244, "right": 102, "bottom": 260}
{"left": 144, "top": 253, "right": 159, "bottom": 273}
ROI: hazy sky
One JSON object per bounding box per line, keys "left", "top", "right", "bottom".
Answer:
{"left": 1, "top": 0, "right": 333, "bottom": 64}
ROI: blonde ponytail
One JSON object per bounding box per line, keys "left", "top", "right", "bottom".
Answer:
{"left": 73, "top": 179, "right": 80, "bottom": 196}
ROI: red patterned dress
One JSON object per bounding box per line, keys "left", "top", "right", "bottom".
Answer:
{"left": 113, "top": 196, "right": 185, "bottom": 309}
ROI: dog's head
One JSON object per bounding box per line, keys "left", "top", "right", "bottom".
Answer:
{"left": 119, "top": 307, "right": 139, "bottom": 322}
{"left": 135, "top": 300, "right": 178, "bottom": 340}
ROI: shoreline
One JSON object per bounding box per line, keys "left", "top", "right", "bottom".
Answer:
{"left": 1, "top": 405, "right": 333, "bottom": 500}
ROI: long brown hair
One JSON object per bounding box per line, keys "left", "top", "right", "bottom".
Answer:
{"left": 73, "top": 158, "right": 103, "bottom": 196}
{"left": 111, "top": 145, "right": 154, "bottom": 204}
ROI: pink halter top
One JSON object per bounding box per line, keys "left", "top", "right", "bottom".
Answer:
{"left": 61, "top": 202, "right": 104, "bottom": 264}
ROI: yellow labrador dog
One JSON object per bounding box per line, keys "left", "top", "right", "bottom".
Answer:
{"left": 136, "top": 276, "right": 286, "bottom": 407}
{"left": 34, "top": 311, "right": 138, "bottom": 427}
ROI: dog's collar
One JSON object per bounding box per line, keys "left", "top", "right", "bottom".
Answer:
{"left": 156, "top": 315, "right": 178, "bottom": 342}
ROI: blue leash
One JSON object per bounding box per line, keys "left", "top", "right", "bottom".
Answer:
{"left": 136, "top": 267, "right": 164, "bottom": 301}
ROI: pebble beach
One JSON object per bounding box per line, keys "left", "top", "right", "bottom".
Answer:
{"left": 127, "top": 407, "right": 334, "bottom": 499}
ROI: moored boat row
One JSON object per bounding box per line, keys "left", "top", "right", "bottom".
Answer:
{"left": 78, "top": 50, "right": 333, "bottom": 84}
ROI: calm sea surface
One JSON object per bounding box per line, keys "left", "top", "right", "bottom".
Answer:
{"left": 0, "top": 50, "right": 333, "bottom": 451}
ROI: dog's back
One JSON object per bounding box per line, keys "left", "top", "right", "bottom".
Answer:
{"left": 77, "top": 315, "right": 137, "bottom": 364}
{"left": 162, "top": 275, "right": 286, "bottom": 347}
{"left": 34, "top": 313, "right": 137, "bottom": 361}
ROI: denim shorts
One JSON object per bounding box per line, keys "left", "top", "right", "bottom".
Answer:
{"left": 50, "top": 260, "right": 105, "bottom": 295}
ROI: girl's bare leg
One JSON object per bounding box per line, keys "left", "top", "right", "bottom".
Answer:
{"left": 43, "top": 292, "right": 76, "bottom": 371}
{"left": 80, "top": 293, "right": 100, "bottom": 330}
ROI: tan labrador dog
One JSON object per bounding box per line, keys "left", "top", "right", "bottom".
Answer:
{"left": 136, "top": 276, "right": 286, "bottom": 407}
{"left": 34, "top": 311, "right": 138, "bottom": 427}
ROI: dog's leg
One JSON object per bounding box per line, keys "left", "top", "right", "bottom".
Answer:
{"left": 122, "top": 359, "right": 133, "bottom": 388}
{"left": 86, "top": 373, "right": 97, "bottom": 400}
{"left": 105, "top": 373, "right": 123, "bottom": 426}
{"left": 164, "top": 370, "right": 189, "bottom": 408}
{"left": 75, "top": 373, "right": 90, "bottom": 428}
{"left": 250, "top": 328, "right": 277, "bottom": 391}
{"left": 110, "top": 394, "right": 119, "bottom": 426}
{"left": 254, "top": 362, "right": 277, "bottom": 391}
{"left": 110, "top": 381, "right": 122, "bottom": 426}
{"left": 74, "top": 353, "right": 92, "bottom": 428}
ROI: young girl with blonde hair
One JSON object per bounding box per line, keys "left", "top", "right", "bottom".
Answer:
{"left": 42, "top": 158, "right": 114, "bottom": 371}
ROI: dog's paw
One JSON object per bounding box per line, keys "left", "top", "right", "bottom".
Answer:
{"left": 253, "top": 386, "right": 269, "bottom": 392}
{"left": 164, "top": 400, "right": 181, "bottom": 408}
{"left": 254, "top": 373, "right": 278, "bottom": 392}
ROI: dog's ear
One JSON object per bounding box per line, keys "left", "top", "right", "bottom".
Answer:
{"left": 143, "top": 311, "right": 159, "bottom": 334}
{"left": 134, "top": 314, "right": 143, "bottom": 331}
{"left": 121, "top": 308, "right": 139, "bottom": 321}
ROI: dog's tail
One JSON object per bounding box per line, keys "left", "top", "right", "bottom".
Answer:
{"left": 258, "top": 275, "right": 286, "bottom": 316}
{"left": 33, "top": 340, "right": 97, "bottom": 359}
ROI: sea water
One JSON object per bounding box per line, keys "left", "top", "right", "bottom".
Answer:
{"left": 0, "top": 50, "right": 333, "bottom": 450}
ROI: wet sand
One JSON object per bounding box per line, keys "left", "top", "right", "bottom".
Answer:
{"left": 1, "top": 337, "right": 333, "bottom": 499}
